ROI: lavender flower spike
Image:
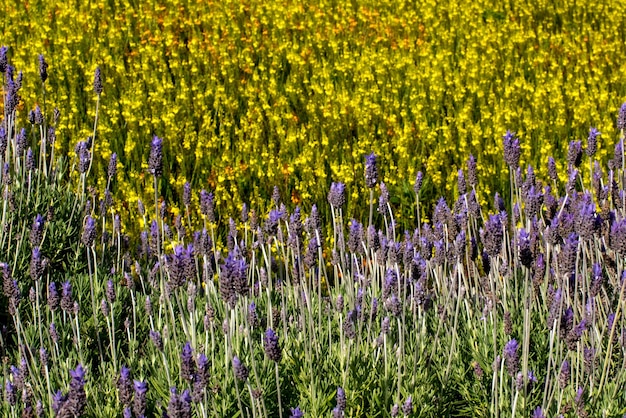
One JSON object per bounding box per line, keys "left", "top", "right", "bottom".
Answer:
{"left": 610, "top": 217, "right": 626, "bottom": 257}
{"left": 0, "top": 46, "right": 7, "bottom": 73}
{"left": 547, "top": 156, "right": 557, "bottom": 182}
{"left": 365, "top": 152, "right": 378, "bottom": 188}
{"left": 402, "top": 395, "right": 413, "bottom": 415}
{"left": 133, "top": 380, "right": 148, "bottom": 417}
{"left": 233, "top": 356, "right": 249, "bottom": 381}
{"left": 480, "top": 214, "right": 503, "bottom": 258}
{"left": 264, "top": 328, "right": 282, "bottom": 362}
{"left": 81, "top": 215, "right": 96, "bottom": 247}
{"left": 559, "top": 360, "right": 570, "bottom": 388}
{"left": 532, "top": 407, "right": 546, "bottom": 418}
{"left": 327, "top": 182, "right": 346, "bottom": 208}
{"left": 289, "top": 407, "right": 304, "bottom": 418}
{"left": 586, "top": 127, "right": 600, "bottom": 157}
{"left": 180, "top": 341, "right": 196, "bottom": 382}
{"left": 4, "top": 380, "right": 16, "bottom": 406}
{"left": 93, "top": 67, "right": 103, "bottom": 95}
{"left": 117, "top": 365, "right": 133, "bottom": 407}
{"left": 39, "top": 54, "right": 48, "bottom": 83}
{"left": 618, "top": 103, "right": 626, "bottom": 131}
{"left": 503, "top": 339, "right": 519, "bottom": 376}
{"left": 413, "top": 171, "right": 423, "bottom": 194}
{"left": 64, "top": 364, "right": 86, "bottom": 416}
{"left": 503, "top": 130, "right": 520, "bottom": 168}
{"left": 567, "top": 140, "right": 582, "bottom": 168}
{"left": 108, "top": 152, "right": 117, "bottom": 179}
{"left": 148, "top": 135, "right": 163, "bottom": 177}
{"left": 336, "top": 387, "right": 346, "bottom": 411}
{"left": 467, "top": 154, "right": 477, "bottom": 188}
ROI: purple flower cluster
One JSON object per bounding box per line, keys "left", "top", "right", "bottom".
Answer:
{"left": 503, "top": 339, "right": 519, "bottom": 376}
{"left": 481, "top": 214, "right": 503, "bottom": 258}
{"left": 180, "top": 342, "right": 196, "bottom": 382}
{"left": 167, "top": 244, "right": 196, "bottom": 290}
{"left": 53, "top": 364, "right": 86, "bottom": 417}
{"left": 503, "top": 130, "right": 520, "bottom": 168}
{"left": 618, "top": 103, "right": 626, "bottom": 131}
{"left": 365, "top": 152, "right": 378, "bottom": 188}
{"left": 148, "top": 135, "right": 163, "bottom": 177}
{"left": 219, "top": 249, "right": 248, "bottom": 307}
{"left": 233, "top": 356, "right": 249, "bottom": 381}
{"left": 166, "top": 387, "right": 192, "bottom": 418}
{"left": 93, "top": 67, "right": 103, "bottom": 94}
{"left": 75, "top": 140, "right": 91, "bottom": 174}
{"left": 328, "top": 182, "right": 346, "bottom": 209}
{"left": 264, "top": 328, "right": 282, "bottom": 362}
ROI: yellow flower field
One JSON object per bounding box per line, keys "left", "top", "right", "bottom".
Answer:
{"left": 4, "top": 0, "right": 626, "bottom": 226}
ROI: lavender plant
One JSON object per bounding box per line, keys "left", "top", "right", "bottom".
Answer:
{"left": 3, "top": 47, "right": 626, "bottom": 418}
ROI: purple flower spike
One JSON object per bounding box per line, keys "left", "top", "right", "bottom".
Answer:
{"left": 481, "top": 214, "right": 503, "bottom": 258}
{"left": 547, "top": 156, "right": 557, "bottom": 182}
{"left": 558, "top": 233, "right": 578, "bottom": 274}
{"left": 39, "top": 54, "right": 48, "bottom": 83}
{"left": 108, "top": 153, "right": 117, "bottom": 179}
{"left": 149, "top": 330, "right": 163, "bottom": 351}
{"left": 517, "top": 228, "right": 533, "bottom": 268}
{"left": 348, "top": 219, "right": 363, "bottom": 253}
{"left": 378, "top": 182, "right": 390, "bottom": 215}
{"left": 5, "top": 380, "right": 16, "bottom": 406}
{"left": 336, "top": 387, "right": 346, "bottom": 410}
{"left": 402, "top": 395, "right": 413, "bottom": 415}
{"left": 30, "top": 214, "right": 45, "bottom": 247}
{"left": 559, "top": 360, "right": 570, "bottom": 388}
{"left": 457, "top": 169, "right": 466, "bottom": 195}
{"left": 117, "top": 365, "right": 133, "bottom": 407}
{"left": 81, "top": 215, "right": 96, "bottom": 246}
{"left": 615, "top": 144, "right": 625, "bottom": 175}
{"left": 182, "top": 182, "right": 191, "bottom": 206}
{"left": 196, "top": 353, "right": 210, "bottom": 387}
{"left": 567, "top": 140, "right": 582, "bottom": 167}
{"left": 52, "top": 390, "right": 67, "bottom": 414}
{"left": 413, "top": 171, "right": 423, "bottom": 194}
{"left": 133, "top": 380, "right": 148, "bottom": 417}
{"left": 391, "top": 404, "right": 400, "bottom": 418}
{"left": 180, "top": 342, "right": 196, "bottom": 382}
{"left": 0, "top": 46, "right": 7, "bottom": 73}
{"left": 503, "top": 339, "right": 519, "bottom": 376}
{"left": 365, "top": 152, "right": 378, "bottom": 188}
{"left": 167, "top": 387, "right": 192, "bottom": 418}
{"left": 610, "top": 217, "right": 626, "bottom": 256}
{"left": 328, "top": 182, "right": 346, "bottom": 208}
{"left": 264, "top": 328, "right": 282, "bottom": 362}
{"left": 289, "top": 407, "right": 304, "bottom": 418}
{"left": 503, "top": 130, "right": 520, "bottom": 168}
{"left": 587, "top": 127, "right": 600, "bottom": 157}
{"left": 199, "top": 189, "right": 215, "bottom": 221}
{"left": 532, "top": 407, "right": 546, "bottom": 418}
{"left": 93, "top": 67, "right": 103, "bottom": 94}
{"left": 467, "top": 155, "right": 477, "bottom": 187}
{"left": 167, "top": 244, "right": 196, "bottom": 290}
{"left": 26, "top": 147, "right": 34, "bottom": 171}
{"left": 233, "top": 356, "right": 249, "bottom": 381}
{"left": 148, "top": 135, "right": 163, "bottom": 177}
{"left": 61, "top": 281, "right": 73, "bottom": 312}
{"left": 618, "top": 103, "right": 626, "bottom": 131}
{"left": 66, "top": 364, "right": 87, "bottom": 416}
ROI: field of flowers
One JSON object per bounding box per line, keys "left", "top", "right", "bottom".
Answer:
{"left": 3, "top": 0, "right": 626, "bottom": 417}
{"left": 4, "top": 0, "right": 626, "bottom": 228}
